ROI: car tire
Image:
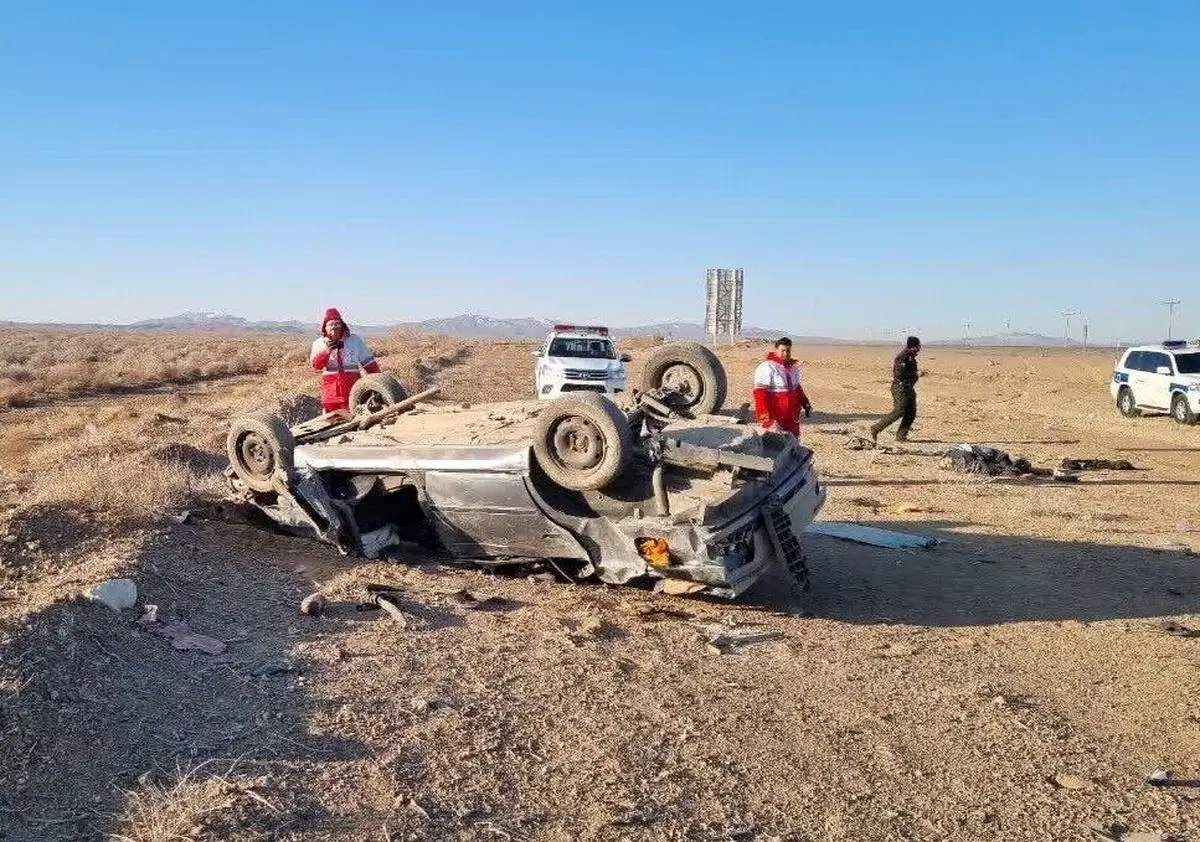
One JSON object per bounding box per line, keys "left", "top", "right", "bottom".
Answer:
{"left": 1171, "top": 393, "right": 1196, "bottom": 425}
{"left": 533, "top": 393, "right": 633, "bottom": 491}
{"left": 349, "top": 373, "right": 409, "bottom": 415}
{"left": 638, "top": 341, "right": 728, "bottom": 417}
{"left": 227, "top": 411, "right": 295, "bottom": 493}
{"left": 1117, "top": 387, "right": 1139, "bottom": 418}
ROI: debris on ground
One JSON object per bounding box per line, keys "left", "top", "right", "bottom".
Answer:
{"left": 136, "top": 605, "right": 226, "bottom": 655}
{"left": 358, "top": 585, "right": 428, "bottom": 629}
{"left": 940, "top": 443, "right": 1038, "bottom": 476}
{"left": 805, "top": 521, "right": 940, "bottom": 550}
{"left": 654, "top": 579, "right": 707, "bottom": 596}
{"left": 1147, "top": 769, "right": 1200, "bottom": 787}
{"left": 299, "top": 592, "right": 326, "bottom": 617}
{"left": 85, "top": 578, "right": 138, "bottom": 612}
{"left": 698, "top": 623, "right": 784, "bottom": 654}
{"left": 448, "top": 588, "right": 514, "bottom": 611}
{"left": 1061, "top": 458, "right": 1136, "bottom": 471}
{"left": 169, "top": 510, "right": 191, "bottom": 524}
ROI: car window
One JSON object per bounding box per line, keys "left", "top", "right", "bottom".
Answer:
{"left": 1123, "top": 351, "right": 1143, "bottom": 371}
{"left": 1145, "top": 352, "right": 1174, "bottom": 373}
{"left": 1174, "top": 352, "right": 1200, "bottom": 375}
{"left": 548, "top": 337, "right": 616, "bottom": 359}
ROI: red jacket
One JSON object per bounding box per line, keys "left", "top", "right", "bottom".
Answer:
{"left": 752, "top": 352, "right": 808, "bottom": 435}
{"left": 310, "top": 308, "right": 381, "bottom": 412}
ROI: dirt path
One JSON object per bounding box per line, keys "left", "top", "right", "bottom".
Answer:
{"left": 2, "top": 342, "right": 1199, "bottom": 841}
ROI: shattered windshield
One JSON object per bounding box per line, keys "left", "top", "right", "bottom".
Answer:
{"left": 548, "top": 337, "right": 615, "bottom": 359}
{"left": 1175, "top": 352, "right": 1200, "bottom": 374}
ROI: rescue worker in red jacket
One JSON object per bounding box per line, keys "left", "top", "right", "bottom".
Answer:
{"left": 752, "top": 337, "right": 812, "bottom": 437}
{"left": 309, "top": 308, "right": 381, "bottom": 414}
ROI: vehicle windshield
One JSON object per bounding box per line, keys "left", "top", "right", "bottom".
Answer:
{"left": 548, "top": 337, "right": 615, "bottom": 359}
{"left": 1175, "top": 352, "right": 1200, "bottom": 374}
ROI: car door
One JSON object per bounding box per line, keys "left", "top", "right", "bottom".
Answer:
{"left": 1142, "top": 351, "right": 1174, "bottom": 410}
{"left": 1125, "top": 352, "right": 1150, "bottom": 406}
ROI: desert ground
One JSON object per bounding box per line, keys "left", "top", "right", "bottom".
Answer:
{"left": 2, "top": 328, "right": 1199, "bottom": 842}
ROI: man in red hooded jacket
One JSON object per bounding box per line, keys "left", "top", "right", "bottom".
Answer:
{"left": 309, "top": 307, "right": 381, "bottom": 414}
{"left": 752, "top": 337, "right": 812, "bottom": 437}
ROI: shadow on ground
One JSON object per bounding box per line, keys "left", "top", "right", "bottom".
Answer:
{"left": 748, "top": 520, "right": 1200, "bottom": 626}
{"left": 0, "top": 524, "right": 370, "bottom": 841}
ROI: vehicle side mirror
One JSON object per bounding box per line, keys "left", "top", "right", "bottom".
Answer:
{"left": 620, "top": 353, "right": 632, "bottom": 363}
{"left": 1156, "top": 366, "right": 1171, "bottom": 375}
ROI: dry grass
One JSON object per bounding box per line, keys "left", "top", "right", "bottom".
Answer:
{"left": 111, "top": 759, "right": 275, "bottom": 842}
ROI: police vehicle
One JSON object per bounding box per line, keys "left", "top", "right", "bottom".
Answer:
{"left": 533, "top": 324, "right": 632, "bottom": 399}
{"left": 1111, "top": 340, "right": 1200, "bottom": 425}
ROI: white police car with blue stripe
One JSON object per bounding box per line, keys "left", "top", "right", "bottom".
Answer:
{"left": 1111, "top": 340, "right": 1200, "bottom": 425}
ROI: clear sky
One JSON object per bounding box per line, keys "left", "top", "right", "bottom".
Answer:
{"left": 1, "top": 1, "right": 1197, "bottom": 342}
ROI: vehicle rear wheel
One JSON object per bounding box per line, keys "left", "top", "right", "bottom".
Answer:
{"left": 1117, "top": 387, "right": 1139, "bottom": 418}
{"left": 1172, "top": 393, "right": 1196, "bottom": 425}
{"left": 638, "top": 341, "right": 727, "bottom": 417}
{"left": 349, "top": 373, "right": 409, "bottom": 415}
{"left": 226, "top": 411, "right": 295, "bottom": 493}
{"left": 533, "top": 393, "right": 633, "bottom": 491}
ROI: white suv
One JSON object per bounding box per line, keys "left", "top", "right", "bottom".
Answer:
{"left": 534, "top": 325, "right": 631, "bottom": 400}
{"left": 1111, "top": 340, "right": 1200, "bottom": 425}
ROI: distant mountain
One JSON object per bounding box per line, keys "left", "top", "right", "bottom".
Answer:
{"left": 942, "top": 332, "right": 1078, "bottom": 347}
{"left": 14, "top": 313, "right": 1106, "bottom": 347}
{"left": 124, "top": 312, "right": 836, "bottom": 342}
{"left": 392, "top": 315, "right": 555, "bottom": 340}
{"left": 130, "top": 311, "right": 309, "bottom": 333}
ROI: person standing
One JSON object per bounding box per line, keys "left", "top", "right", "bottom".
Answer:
{"left": 309, "top": 307, "right": 381, "bottom": 414}
{"left": 869, "top": 335, "right": 921, "bottom": 443}
{"left": 752, "top": 337, "right": 812, "bottom": 437}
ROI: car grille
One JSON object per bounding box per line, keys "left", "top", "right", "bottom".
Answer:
{"left": 564, "top": 369, "right": 610, "bottom": 381}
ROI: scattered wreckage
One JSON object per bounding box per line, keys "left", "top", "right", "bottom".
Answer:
{"left": 224, "top": 342, "right": 827, "bottom": 598}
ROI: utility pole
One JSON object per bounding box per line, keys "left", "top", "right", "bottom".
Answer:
{"left": 1082, "top": 321, "right": 1088, "bottom": 348}
{"left": 1163, "top": 299, "right": 1181, "bottom": 340}
{"left": 1062, "top": 310, "right": 1079, "bottom": 343}
{"left": 963, "top": 320, "right": 971, "bottom": 345}
{"left": 1005, "top": 319, "right": 1012, "bottom": 334}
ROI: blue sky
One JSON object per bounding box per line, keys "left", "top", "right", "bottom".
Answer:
{"left": 1, "top": 1, "right": 1197, "bottom": 342}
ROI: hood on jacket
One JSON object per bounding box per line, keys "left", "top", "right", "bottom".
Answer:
{"left": 321, "top": 307, "right": 347, "bottom": 336}
{"left": 766, "top": 351, "right": 796, "bottom": 367}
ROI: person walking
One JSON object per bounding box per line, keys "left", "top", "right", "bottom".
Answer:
{"left": 869, "top": 335, "right": 921, "bottom": 443}
{"left": 752, "top": 337, "right": 812, "bottom": 437}
{"left": 309, "top": 307, "right": 382, "bottom": 414}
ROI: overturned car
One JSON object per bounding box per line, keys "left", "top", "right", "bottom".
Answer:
{"left": 225, "top": 342, "right": 826, "bottom": 598}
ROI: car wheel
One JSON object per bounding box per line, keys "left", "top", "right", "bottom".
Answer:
{"left": 638, "top": 341, "right": 728, "bottom": 417}
{"left": 226, "top": 411, "right": 295, "bottom": 493}
{"left": 349, "top": 373, "right": 409, "bottom": 415}
{"left": 533, "top": 393, "right": 633, "bottom": 491}
{"left": 1117, "top": 387, "right": 1139, "bottom": 418}
{"left": 1171, "top": 393, "right": 1196, "bottom": 425}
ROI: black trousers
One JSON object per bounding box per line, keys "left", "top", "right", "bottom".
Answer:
{"left": 871, "top": 382, "right": 916, "bottom": 436}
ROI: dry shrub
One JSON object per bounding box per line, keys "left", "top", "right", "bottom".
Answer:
{"left": 32, "top": 456, "right": 223, "bottom": 522}
{"left": 0, "top": 328, "right": 287, "bottom": 408}
{"left": 112, "top": 760, "right": 274, "bottom": 842}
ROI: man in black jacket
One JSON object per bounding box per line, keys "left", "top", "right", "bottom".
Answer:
{"left": 869, "top": 336, "right": 921, "bottom": 443}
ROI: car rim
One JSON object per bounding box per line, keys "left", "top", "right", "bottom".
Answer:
{"left": 1121, "top": 393, "right": 1132, "bottom": 413}
{"left": 550, "top": 416, "right": 604, "bottom": 471}
{"left": 660, "top": 363, "right": 703, "bottom": 404}
{"left": 238, "top": 432, "right": 274, "bottom": 478}
{"left": 1176, "top": 400, "right": 1187, "bottom": 421}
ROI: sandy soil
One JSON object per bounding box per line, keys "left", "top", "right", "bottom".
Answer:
{"left": 1, "top": 336, "right": 1198, "bottom": 842}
